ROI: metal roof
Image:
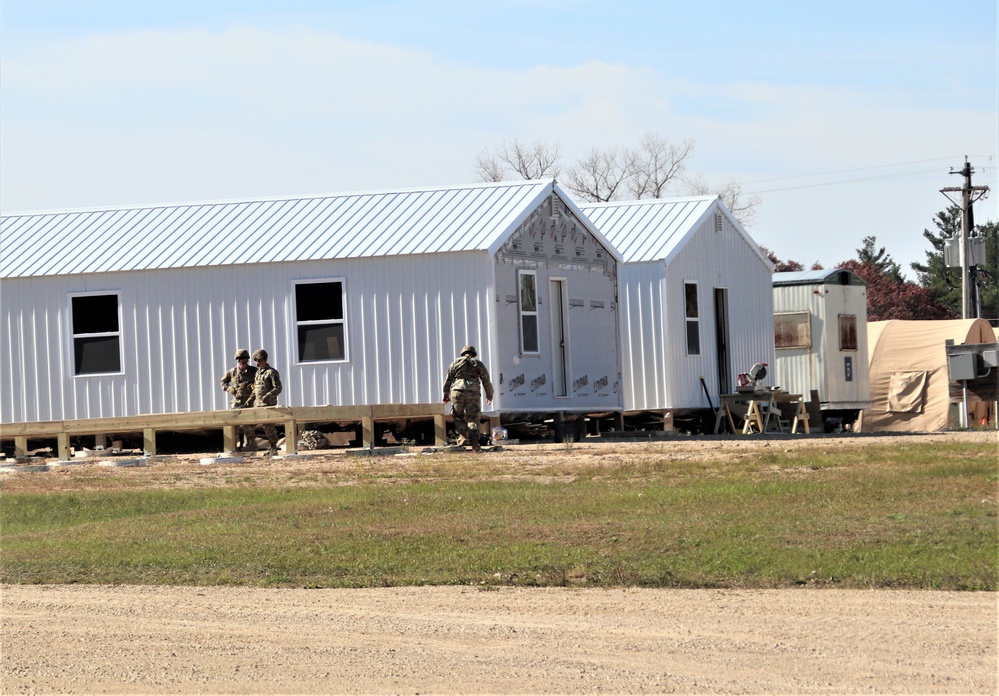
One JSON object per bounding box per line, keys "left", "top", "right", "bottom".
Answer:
{"left": 0, "top": 180, "right": 584, "bottom": 278}
{"left": 773, "top": 269, "right": 866, "bottom": 287}
{"left": 579, "top": 196, "right": 719, "bottom": 263}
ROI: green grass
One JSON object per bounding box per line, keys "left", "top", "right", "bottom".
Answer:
{"left": 2, "top": 443, "right": 996, "bottom": 589}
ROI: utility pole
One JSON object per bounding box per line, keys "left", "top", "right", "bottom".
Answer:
{"left": 940, "top": 157, "right": 990, "bottom": 319}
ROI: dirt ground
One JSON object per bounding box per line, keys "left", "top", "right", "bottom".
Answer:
{"left": 2, "top": 431, "right": 997, "bottom": 694}
{"left": 2, "top": 584, "right": 995, "bottom": 695}
{"left": 3, "top": 429, "right": 996, "bottom": 493}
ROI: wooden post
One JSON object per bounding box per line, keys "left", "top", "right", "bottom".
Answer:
{"left": 14, "top": 436, "right": 28, "bottom": 460}
{"left": 57, "top": 433, "right": 71, "bottom": 461}
{"left": 662, "top": 410, "right": 674, "bottom": 432}
{"left": 283, "top": 420, "right": 298, "bottom": 455}
{"left": 434, "top": 413, "right": 447, "bottom": 446}
{"left": 222, "top": 426, "right": 236, "bottom": 454}
{"left": 95, "top": 433, "right": 107, "bottom": 450}
{"left": 143, "top": 428, "right": 156, "bottom": 456}
{"left": 361, "top": 417, "right": 374, "bottom": 449}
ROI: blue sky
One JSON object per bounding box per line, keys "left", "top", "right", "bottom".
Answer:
{"left": 2, "top": 0, "right": 996, "bottom": 275}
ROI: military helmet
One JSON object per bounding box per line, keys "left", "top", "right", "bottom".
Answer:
{"left": 234, "top": 348, "right": 250, "bottom": 360}
{"left": 460, "top": 345, "right": 477, "bottom": 357}
{"left": 251, "top": 349, "right": 268, "bottom": 362}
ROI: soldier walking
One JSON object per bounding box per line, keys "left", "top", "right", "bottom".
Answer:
{"left": 219, "top": 348, "right": 257, "bottom": 450}
{"left": 443, "top": 345, "right": 494, "bottom": 451}
{"left": 246, "top": 348, "right": 283, "bottom": 456}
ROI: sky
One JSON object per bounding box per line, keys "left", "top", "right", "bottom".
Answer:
{"left": 1, "top": 0, "right": 996, "bottom": 277}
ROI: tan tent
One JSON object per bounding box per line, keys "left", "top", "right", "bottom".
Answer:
{"left": 858, "top": 319, "right": 995, "bottom": 432}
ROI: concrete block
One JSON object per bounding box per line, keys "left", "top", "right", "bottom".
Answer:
{"left": 7, "top": 464, "right": 51, "bottom": 473}
{"left": 98, "top": 458, "right": 149, "bottom": 467}
{"left": 199, "top": 456, "right": 245, "bottom": 465}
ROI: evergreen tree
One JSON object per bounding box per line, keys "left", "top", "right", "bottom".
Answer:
{"left": 911, "top": 207, "right": 998, "bottom": 320}
{"left": 857, "top": 235, "right": 903, "bottom": 283}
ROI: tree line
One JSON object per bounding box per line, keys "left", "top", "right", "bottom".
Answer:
{"left": 764, "top": 208, "right": 997, "bottom": 322}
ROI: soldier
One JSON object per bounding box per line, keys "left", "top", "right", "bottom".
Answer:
{"left": 246, "top": 348, "right": 283, "bottom": 456}
{"left": 219, "top": 348, "right": 257, "bottom": 450}
{"left": 443, "top": 345, "right": 494, "bottom": 451}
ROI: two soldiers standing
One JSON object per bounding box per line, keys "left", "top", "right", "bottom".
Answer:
{"left": 220, "top": 348, "right": 282, "bottom": 455}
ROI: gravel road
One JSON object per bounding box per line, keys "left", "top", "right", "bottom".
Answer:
{"left": 2, "top": 584, "right": 995, "bottom": 694}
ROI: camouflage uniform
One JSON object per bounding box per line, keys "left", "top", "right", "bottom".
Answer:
{"left": 219, "top": 349, "right": 257, "bottom": 449}
{"left": 443, "top": 345, "right": 494, "bottom": 450}
{"left": 247, "top": 350, "right": 283, "bottom": 454}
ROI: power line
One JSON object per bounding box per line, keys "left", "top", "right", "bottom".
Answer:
{"left": 741, "top": 156, "right": 996, "bottom": 194}
{"left": 744, "top": 167, "right": 945, "bottom": 194}
{"left": 742, "top": 157, "right": 962, "bottom": 185}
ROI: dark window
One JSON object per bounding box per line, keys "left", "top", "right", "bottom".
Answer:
{"left": 72, "top": 294, "right": 122, "bottom": 375}
{"left": 519, "top": 272, "right": 539, "bottom": 354}
{"left": 775, "top": 312, "right": 811, "bottom": 349}
{"left": 839, "top": 314, "right": 858, "bottom": 351}
{"left": 295, "top": 281, "right": 346, "bottom": 362}
{"left": 684, "top": 282, "right": 700, "bottom": 355}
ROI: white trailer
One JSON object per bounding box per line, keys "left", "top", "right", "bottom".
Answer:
{"left": 772, "top": 269, "right": 872, "bottom": 428}
{"left": 1, "top": 180, "right": 623, "bottom": 440}
{"left": 582, "top": 196, "right": 775, "bottom": 427}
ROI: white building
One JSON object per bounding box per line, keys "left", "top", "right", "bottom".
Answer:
{"left": 772, "top": 269, "right": 872, "bottom": 427}
{"left": 581, "top": 196, "right": 774, "bottom": 417}
{"left": 1, "top": 180, "right": 623, "bottom": 429}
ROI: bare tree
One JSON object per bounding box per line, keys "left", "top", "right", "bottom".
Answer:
{"left": 562, "top": 146, "right": 635, "bottom": 202}
{"left": 629, "top": 133, "right": 695, "bottom": 199}
{"left": 473, "top": 150, "right": 508, "bottom": 182}
{"left": 684, "top": 174, "right": 762, "bottom": 229}
{"left": 473, "top": 139, "right": 562, "bottom": 182}
{"left": 473, "top": 133, "right": 760, "bottom": 229}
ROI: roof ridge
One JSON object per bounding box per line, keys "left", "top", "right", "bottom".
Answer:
{"left": 1, "top": 179, "right": 556, "bottom": 218}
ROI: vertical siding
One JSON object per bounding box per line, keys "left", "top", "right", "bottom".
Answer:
{"left": 618, "top": 262, "right": 666, "bottom": 410}
{"left": 620, "top": 213, "right": 774, "bottom": 410}
{"left": 1, "top": 253, "right": 496, "bottom": 423}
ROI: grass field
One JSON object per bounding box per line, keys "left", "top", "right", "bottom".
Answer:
{"left": 2, "top": 440, "right": 996, "bottom": 590}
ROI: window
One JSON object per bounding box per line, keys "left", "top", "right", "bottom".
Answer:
{"left": 295, "top": 280, "right": 346, "bottom": 362}
{"left": 519, "top": 271, "right": 539, "bottom": 353}
{"left": 838, "top": 314, "right": 858, "bottom": 351}
{"left": 684, "top": 282, "right": 699, "bottom": 355}
{"left": 775, "top": 312, "right": 811, "bottom": 349}
{"left": 71, "top": 293, "right": 122, "bottom": 375}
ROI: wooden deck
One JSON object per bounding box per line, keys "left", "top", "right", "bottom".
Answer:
{"left": 1, "top": 403, "right": 447, "bottom": 460}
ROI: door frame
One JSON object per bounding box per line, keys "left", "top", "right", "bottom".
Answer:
{"left": 550, "top": 277, "right": 570, "bottom": 398}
